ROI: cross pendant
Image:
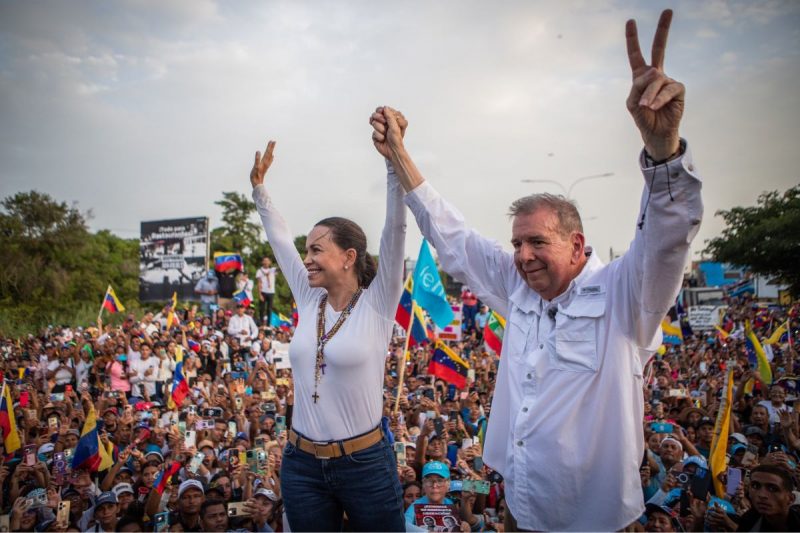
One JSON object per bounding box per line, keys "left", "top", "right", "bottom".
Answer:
{"left": 320, "top": 363, "right": 327, "bottom": 375}
{"left": 312, "top": 392, "right": 320, "bottom": 403}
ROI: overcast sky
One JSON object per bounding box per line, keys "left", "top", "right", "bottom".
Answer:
{"left": 1, "top": 0, "right": 798, "bottom": 266}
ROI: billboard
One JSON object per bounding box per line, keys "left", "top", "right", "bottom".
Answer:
{"left": 139, "top": 217, "right": 209, "bottom": 302}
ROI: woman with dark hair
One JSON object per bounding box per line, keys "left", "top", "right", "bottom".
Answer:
{"left": 249, "top": 132, "right": 407, "bottom": 531}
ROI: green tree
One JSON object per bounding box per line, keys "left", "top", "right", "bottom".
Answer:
{"left": 704, "top": 185, "right": 800, "bottom": 295}
{"left": 211, "top": 192, "right": 261, "bottom": 257}
{"left": 0, "top": 191, "right": 139, "bottom": 335}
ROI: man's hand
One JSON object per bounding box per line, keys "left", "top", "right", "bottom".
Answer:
{"left": 370, "top": 106, "right": 407, "bottom": 159}
{"left": 251, "top": 140, "right": 276, "bottom": 189}
{"left": 625, "top": 9, "right": 684, "bottom": 161}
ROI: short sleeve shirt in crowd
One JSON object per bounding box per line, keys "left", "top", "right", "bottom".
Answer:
{"left": 256, "top": 266, "right": 277, "bottom": 295}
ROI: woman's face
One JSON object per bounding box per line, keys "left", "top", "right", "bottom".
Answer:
{"left": 302, "top": 225, "right": 353, "bottom": 289}
{"left": 142, "top": 465, "right": 159, "bottom": 487}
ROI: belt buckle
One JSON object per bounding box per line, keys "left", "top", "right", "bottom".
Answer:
{"left": 312, "top": 441, "right": 333, "bottom": 460}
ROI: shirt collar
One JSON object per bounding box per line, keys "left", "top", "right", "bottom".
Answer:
{"left": 508, "top": 249, "right": 604, "bottom": 315}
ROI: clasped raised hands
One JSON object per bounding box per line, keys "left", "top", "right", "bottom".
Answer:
{"left": 369, "top": 106, "right": 407, "bottom": 159}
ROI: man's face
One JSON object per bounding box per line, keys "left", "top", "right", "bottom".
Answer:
{"left": 202, "top": 503, "right": 228, "bottom": 532}
{"left": 749, "top": 471, "right": 793, "bottom": 518}
{"left": 404, "top": 483, "right": 421, "bottom": 508}
{"left": 511, "top": 208, "right": 582, "bottom": 301}
{"left": 645, "top": 511, "right": 675, "bottom": 532}
{"left": 697, "top": 424, "right": 714, "bottom": 444}
{"left": 141, "top": 345, "right": 151, "bottom": 359}
{"left": 659, "top": 440, "right": 682, "bottom": 465}
{"left": 179, "top": 488, "right": 205, "bottom": 515}
{"left": 752, "top": 406, "right": 769, "bottom": 425}
{"left": 262, "top": 257, "right": 271, "bottom": 268}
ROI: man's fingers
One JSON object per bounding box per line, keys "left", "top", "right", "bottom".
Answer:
{"left": 372, "top": 119, "right": 387, "bottom": 135}
{"left": 372, "top": 130, "right": 385, "bottom": 143}
{"left": 651, "top": 9, "right": 673, "bottom": 71}
{"left": 254, "top": 151, "right": 261, "bottom": 167}
{"left": 626, "top": 67, "right": 659, "bottom": 109}
{"left": 638, "top": 74, "right": 669, "bottom": 108}
{"left": 265, "top": 140, "right": 276, "bottom": 160}
{"left": 371, "top": 111, "right": 387, "bottom": 125}
{"left": 649, "top": 80, "right": 684, "bottom": 111}
{"left": 625, "top": 19, "right": 646, "bottom": 75}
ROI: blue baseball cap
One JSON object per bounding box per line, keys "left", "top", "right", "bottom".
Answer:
{"left": 422, "top": 461, "right": 450, "bottom": 479}
{"left": 683, "top": 455, "right": 708, "bottom": 470}
{"left": 731, "top": 443, "right": 747, "bottom": 455}
{"left": 95, "top": 491, "right": 118, "bottom": 507}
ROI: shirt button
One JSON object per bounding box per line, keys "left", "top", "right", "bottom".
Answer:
{"left": 538, "top": 343, "right": 544, "bottom": 349}
{"left": 526, "top": 373, "right": 532, "bottom": 379}
{"left": 517, "top": 440, "right": 524, "bottom": 447}
{"left": 522, "top": 407, "right": 529, "bottom": 413}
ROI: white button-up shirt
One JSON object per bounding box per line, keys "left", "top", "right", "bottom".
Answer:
{"left": 404, "top": 144, "right": 703, "bottom": 531}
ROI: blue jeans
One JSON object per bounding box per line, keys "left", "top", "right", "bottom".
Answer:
{"left": 280, "top": 431, "right": 405, "bottom": 531}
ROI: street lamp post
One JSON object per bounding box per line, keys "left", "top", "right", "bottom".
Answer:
{"left": 520, "top": 172, "right": 615, "bottom": 199}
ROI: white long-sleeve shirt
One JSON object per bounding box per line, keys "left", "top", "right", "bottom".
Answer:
{"left": 404, "top": 144, "right": 703, "bottom": 531}
{"left": 227, "top": 314, "right": 259, "bottom": 345}
{"left": 129, "top": 356, "right": 159, "bottom": 398}
{"left": 252, "top": 164, "right": 406, "bottom": 441}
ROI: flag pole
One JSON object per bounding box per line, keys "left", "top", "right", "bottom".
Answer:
{"left": 394, "top": 302, "right": 416, "bottom": 415}
{"left": 97, "top": 285, "right": 110, "bottom": 322}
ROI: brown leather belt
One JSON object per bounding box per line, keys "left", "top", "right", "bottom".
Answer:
{"left": 288, "top": 427, "right": 383, "bottom": 459}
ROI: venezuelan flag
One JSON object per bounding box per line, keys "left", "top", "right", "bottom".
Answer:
{"left": 187, "top": 339, "right": 201, "bottom": 353}
{"left": 270, "top": 311, "right": 292, "bottom": 331}
{"left": 214, "top": 252, "right": 244, "bottom": 273}
{"left": 745, "top": 320, "right": 772, "bottom": 385}
{"left": 154, "top": 461, "right": 182, "bottom": 495}
{"left": 0, "top": 382, "right": 21, "bottom": 454}
{"left": 166, "top": 292, "right": 179, "bottom": 330}
{"left": 661, "top": 318, "right": 683, "bottom": 345}
{"left": 395, "top": 275, "right": 414, "bottom": 330}
{"left": 764, "top": 321, "right": 789, "bottom": 345}
{"left": 709, "top": 363, "right": 735, "bottom": 497}
{"left": 171, "top": 362, "right": 190, "bottom": 409}
{"left": 428, "top": 341, "right": 469, "bottom": 389}
{"left": 102, "top": 285, "right": 125, "bottom": 314}
{"left": 72, "top": 406, "right": 113, "bottom": 471}
{"left": 233, "top": 289, "right": 252, "bottom": 308}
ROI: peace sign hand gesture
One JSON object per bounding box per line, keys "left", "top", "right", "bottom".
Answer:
{"left": 626, "top": 9, "right": 684, "bottom": 161}
{"left": 251, "top": 140, "right": 276, "bottom": 189}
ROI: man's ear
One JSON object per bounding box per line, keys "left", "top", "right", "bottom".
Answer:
{"left": 571, "top": 232, "right": 586, "bottom": 264}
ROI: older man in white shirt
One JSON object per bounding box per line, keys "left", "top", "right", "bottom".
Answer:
{"left": 227, "top": 303, "right": 259, "bottom": 346}
{"left": 370, "top": 10, "right": 702, "bottom": 531}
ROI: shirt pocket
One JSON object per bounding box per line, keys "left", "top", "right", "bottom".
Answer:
{"left": 553, "top": 298, "right": 605, "bottom": 372}
{"left": 507, "top": 307, "right": 533, "bottom": 363}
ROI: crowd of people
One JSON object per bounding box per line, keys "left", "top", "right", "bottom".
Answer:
{"left": 0, "top": 283, "right": 796, "bottom": 531}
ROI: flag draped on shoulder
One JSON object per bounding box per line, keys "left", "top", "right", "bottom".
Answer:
{"left": 428, "top": 341, "right": 469, "bottom": 389}
{"left": 0, "top": 381, "right": 21, "bottom": 454}
{"left": 102, "top": 285, "right": 125, "bottom": 314}
{"left": 484, "top": 310, "right": 506, "bottom": 354}
{"left": 412, "top": 240, "right": 454, "bottom": 329}
{"left": 709, "top": 362, "right": 735, "bottom": 497}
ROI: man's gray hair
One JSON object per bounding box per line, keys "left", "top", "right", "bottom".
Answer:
{"left": 508, "top": 193, "right": 583, "bottom": 238}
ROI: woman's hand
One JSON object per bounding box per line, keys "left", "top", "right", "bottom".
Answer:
{"left": 251, "top": 141, "right": 276, "bottom": 189}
